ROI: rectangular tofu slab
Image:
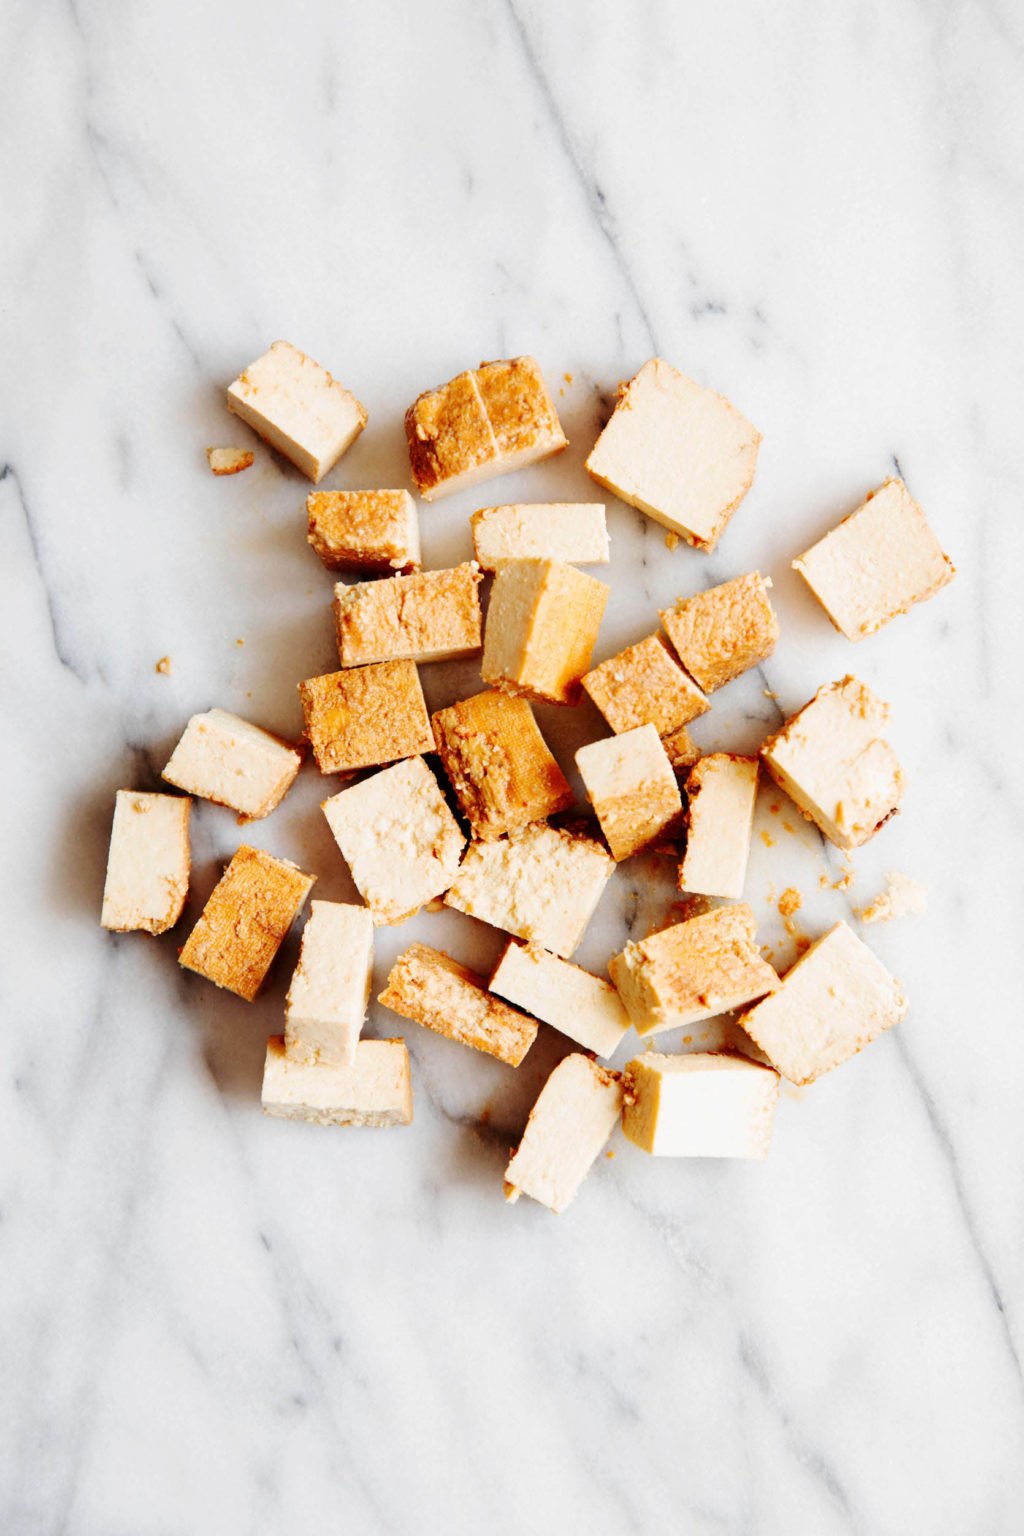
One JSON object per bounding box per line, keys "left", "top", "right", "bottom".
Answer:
{"left": 581, "top": 632, "right": 709, "bottom": 736}
{"left": 179, "top": 845, "right": 314, "bottom": 1001}
{"left": 738, "top": 921, "right": 908, "bottom": 1084}
{"left": 609, "top": 902, "right": 778, "bottom": 1038}
{"left": 793, "top": 478, "right": 955, "bottom": 641}
{"left": 504, "top": 1054, "right": 623, "bottom": 1214}
{"left": 378, "top": 943, "right": 537, "bottom": 1066}
{"left": 678, "top": 755, "right": 759, "bottom": 899}
{"left": 299, "top": 661, "right": 433, "bottom": 775}
{"left": 481, "top": 557, "right": 609, "bottom": 705}
{"left": 585, "top": 358, "right": 761, "bottom": 551}
{"left": 576, "top": 724, "right": 683, "bottom": 861}
{"left": 226, "top": 340, "right": 367, "bottom": 483}
{"left": 262, "top": 1036, "right": 412, "bottom": 1127}
{"left": 489, "top": 941, "right": 630, "bottom": 1059}
{"left": 471, "top": 503, "right": 609, "bottom": 569}
{"left": 307, "top": 489, "right": 421, "bottom": 574}
{"left": 761, "top": 676, "right": 905, "bottom": 851}
{"left": 622, "top": 1051, "right": 780, "bottom": 1157}
{"left": 431, "top": 688, "right": 572, "bottom": 840}
{"left": 334, "top": 564, "right": 483, "bottom": 667}
{"left": 285, "top": 901, "right": 374, "bottom": 1068}
{"left": 162, "top": 708, "right": 302, "bottom": 820}
{"left": 660, "top": 572, "right": 778, "bottom": 692}
{"left": 101, "top": 790, "right": 191, "bottom": 934}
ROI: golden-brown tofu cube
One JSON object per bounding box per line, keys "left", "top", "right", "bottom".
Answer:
{"left": 581, "top": 632, "right": 709, "bottom": 735}
{"left": 298, "top": 662, "right": 433, "bottom": 775}
{"left": 378, "top": 943, "right": 538, "bottom": 1066}
{"left": 179, "top": 845, "right": 314, "bottom": 1001}
{"left": 660, "top": 572, "right": 778, "bottom": 693}
{"left": 306, "top": 490, "right": 421, "bottom": 574}
{"left": 482, "top": 558, "right": 609, "bottom": 706}
{"left": 334, "top": 564, "right": 483, "bottom": 668}
{"left": 431, "top": 689, "right": 572, "bottom": 841}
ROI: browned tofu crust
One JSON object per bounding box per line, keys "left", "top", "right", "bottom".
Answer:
{"left": 484, "top": 560, "right": 609, "bottom": 706}
{"left": 299, "top": 661, "right": 433, "bottom": 775}
{"left": 334, "top": 564, "right": 483, "bottom": 668}
{"left": 432, "top": 689, "right": 572, "bottom": 840}
{"left": 582, "top": 632, "right": 709, "bottom": 734}
{"left": 378, "top": 942, "right": 538, "bottom": 1066}
{"left": 660, "top": 573, "right": 778, "bottom": 693}
{"left": 307, "top": 491, "right": 419, "bottom": 574}
{"left": 179, "top": 845, "right": 314, "bottom": 1002}
{"left": 661, "top": 724, "right": 700, "bottom": 772}
{"left": 474, "top": 357, "right": 566, "bottom": 457}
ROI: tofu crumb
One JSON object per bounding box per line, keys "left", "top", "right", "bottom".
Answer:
{"left": 155, "top": 656, "right": 172, "bottom": 676}
{"left": 665, "top": 532, "right": 680, "bottom": 551}
{"left": 761, "top": 831, "right": 774, "bottom": 847}
{"left": 236, "top": 638, "right": 245, "bottom": 647}
{"left": 778, "top": 887, "right": 802, "bottom": 935}
{"left": 207, "top": 447, "right": 255, "bottom": 476}
{"left": 857, "top": 872, "right": 927, "bottom": 925}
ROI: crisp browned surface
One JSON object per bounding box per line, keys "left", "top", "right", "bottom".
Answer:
{"left": 299, "top": 662, "right": 433, "bottom": 775}
{"left": 661, "top": 573, "right": 778, "bottom": 693}
{"left": 306, "top": 491, "right": 419, "bottom": 573}
{"left": 661, "top": 724, "right": 700, "bottom": 771}
{"left": 404, "top": 370, "right": 496, "bottom": 495}
{"left": 179, "top": 845, "right": 314, "bottom": 1002}
{"left": 334, "top": 564, "right": 483, "bottom": 667}
{"left": 378, "top": 942, "right": 538, "bottom": 1066}
{"left": 432, "top": 689, "right": 572, "bottom": 840}
{"left": 582, "top": 632, "right": 709, "bottom": 733}
{"left": 474, "top": 357, "right": 566, "bottom": 456}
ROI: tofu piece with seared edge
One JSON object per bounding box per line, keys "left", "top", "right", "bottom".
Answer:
{"left": 679, "top": 755, "right": 759, "bottom": 899}
{"left": 582, "top": 632, "right": 709, "bottom": 737}
{"left": 179, "top": 845, "right": 314, "bottom": 1001}
{"left": 431, "top": 689, "right": 571, "bottom": 841}
{"left": 660, "top": 572, "right": 778, "bottom": 693}
{"left": 379, "top": 943, "right": 537, "bottom": 1066}
{"left": 576, "top": 725, "right": 683, "bottom": 861}
{"left": 307, "top": 490, "right": 421, "bottom": 574}
{"left": 299, "top": 662, "right": 432, "bottom": 775}
{"left": 489, "top": 941, "right": 630, "bottom": 1059}
{"left": 504, "top": 1054, "right": 623, "bottom": 1214}
{"left": 285, "top": 901, "right": 374, "bottom": 1068}
{"left": 101, "top": 791, "right": 191, "bottom": 935}
{"left": 482, "top": 558, "right": 609, "bottom": 705}
{"left": 622, "top": 1052, "right": 780, "bottom": 1157}
{"left": 162, "top": 708, "right": 302, "bottom": 820}
{"left": 262, "top": 1037, "right": 413, "bottom": 1127}
{"left": 471, "top": 503, "right": 608, "bottom": 569}
{"left": 334, "top": 564, "right": 482, "bottom": 668}
{"left": 226, "top": 340, "right": 366, "bottom": 483}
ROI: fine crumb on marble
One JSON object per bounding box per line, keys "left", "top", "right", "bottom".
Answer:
{"left": 857, "top": 872, "right": 927, "bottom": 925}
{"left": 207, "top": 447, "right": 255, "bottom": 476}
{"left": 236, "top": 637, "right": 245, "bottom": 647}
{"left": 764, "top": 688, "right": 778, "bottom": 700}
{"left": 778, "top": 887, "right": 802, "bottom": 936}
{"left": 761, "top": 830, "right": 775, "bottom": 848}
{"left": 155, "top": 655, "right": 172, "bottom": 676}
{"left": 665, "top": 531, "right": 680, "bottom": 551}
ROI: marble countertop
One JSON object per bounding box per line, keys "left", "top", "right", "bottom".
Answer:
{"left": 3, "top": 3, "right": 1021, "bottom": 1532}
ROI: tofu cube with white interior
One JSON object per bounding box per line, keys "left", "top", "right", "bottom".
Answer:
{"left": 471, "top": 503, "right": 609, "bottom": 569}
{"left": 261, "top": 1037, "right": 413, "bottom": 1128}
{"left": 504, "top": 1054, "right": 623, "bottom": 1214}
{"left": 285, "top": 902, "right": 374, "bottom": 1069}
{"left": 679, "top": 755, "right": 759, "bottom": 899}
{"left": 227, "top": 341, "right": 367, "bottom": 483}
{"left": 162, "top": 708, "right": 302, "bottom": 820}
{"left": 100, "top": 790, "right": 191, "bottom": 935}
{"left": 576, "top": 724, "right": 683, "bottom": 861}
{"left": 489, "top": 941, "right": 631, "bottom": 1059}
{"left": 622, "top": 1052, "right": 780, "bottom": 1158}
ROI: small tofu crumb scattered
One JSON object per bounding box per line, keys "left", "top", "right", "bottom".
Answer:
{"left": 504, "top": 1054, "right": 623, "bottom": 1214}
{"left": 857, "top": 872, "right": 927, "bottom": 925}
{"left": 207, "top": 447, "right": 254, "bottom": 476}
{"left": 665, "top": 532, "right": 680, "bottom": 551}
{"left": 155, "top": 656, "right": 172, "bottom": 676}
{"left": 778, "top": 887, "right": 802, "bottom": 935}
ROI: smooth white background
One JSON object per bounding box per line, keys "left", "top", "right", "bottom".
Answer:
{"left": 2, "top": 3, "right": 1022, "bottom": 1532}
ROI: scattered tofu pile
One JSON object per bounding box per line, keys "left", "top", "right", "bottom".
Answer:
{"left": 103, "top": 342, "right": 956, "bottom": 1214}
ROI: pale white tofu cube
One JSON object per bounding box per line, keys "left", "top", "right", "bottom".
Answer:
{"left": 679, "top": 755, "right": 759, "bottom": 899}
{"left": 162, "top": 708, "right": 302, "bottom": 820}
{"left": 261, "top": 1037, "right": 413, "bottom": 1127}
{"left": 227, "top": 340, "right": 367, "bottom": 483}
{"left": 488, "top": 941, "right": 630, "bottom": 1059}
{"left": 285, "top": 901, "right": 374, "bottom": 1068}
{"left": 504, "top": 1054, "right": 623, "bottom": 1214}
{"left": 622, "top": 1051, "right": 779, "bottom": 1157}
{"left": 101, "top": 790, "right": 190, "bottom": 934}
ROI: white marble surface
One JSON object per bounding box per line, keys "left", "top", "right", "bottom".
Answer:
{"left": 2, "top": 2, "right": 1022, "bottom": 1531}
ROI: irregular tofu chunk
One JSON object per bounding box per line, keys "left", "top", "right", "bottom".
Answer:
{"left": 489, "top": 941, "right": 630, "bottom": 1059}
{"left": 585, "top": 358, "right": 761, "bottom": 551}
{"left": 679, "top": 755, "right": 759, "bottom": 899}
{"left": 738, "top": 922, "right": 908, "bottom": 1084}
{"left": 857, "top": 872, "right": 927, "bottom": 926}
{"left": 793, "top": 478, "right": 955, "bottom": 641}
{"left": 226, "top": 340, "right": 366, "bottom": 483}
{"left": 307, "top": 489, "right": 421, "bottom": 574}
{"left": 378, "top": 943, "right": 537, "bottom": 1066}
{"left": 622, "top": 1052, "right": 779, "bottom": 1158}
{"left": 504, "top": 1054, "right": 623, "bottom": 1214}
{"left": 322, "top": 756, "right": 466, "bottom": 924}
{"left": 431, "top": 689, "right": 572, "bottom": 840}
{"left": 298, "top": 661, "right": 433, "bottom": 775}
{"left": 179, "top": 845, "right": 314, "bottom": 1001}
{"left": 661, "top": 725, "right": 700, "bottom": 773}
{"left": 261, "top": 1036, "right": 412, "bottom": 1127}
{"left": 101, "top": 790, "right": 191, "bottom": 934}
{"left": 576, "top": 724, "right": 683, "bottom": 861}
{"left": 285, "top": 901, "right": 374, "bottom": 1068}
{"left": 581, "top": 632, "right": 709, "bottom": 735}
{"left": 609, "top": 903, "right": 778, "bottom": 1038}
{"left": 162, "top": 708, "right": 302, "bottom": 820}
{"left": 471, "top": 503, "right": 608, "bottom": 569}
{"left": 406, "top": 356, "right": 567, "bottom": 501}
{"left": 481, "top": 558, "right": 609, "bottom": 706}
{"left": 761, "top": 676, "right": 905, "bottom": 851}
{"left": 334, "top": 563, "right": 483, "bottom": 667}
{"left": 445, "top": 822, "right": 614, "bottom": 959}
{"left": 207, "top": 447, "right": 254, "bottom": 476}
{"left": 660, "top": 572, "right": 778, "bottom": 692}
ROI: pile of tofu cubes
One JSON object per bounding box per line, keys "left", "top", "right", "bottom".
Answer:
{"left": 101, "top": 342, "right": 955, "bottom": 1213}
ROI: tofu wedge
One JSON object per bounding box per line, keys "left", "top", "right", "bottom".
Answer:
{"left": 226, "top": 340, "right": 366, "bottom": 483}
{"left": 378, "top": 943, "right": 537, "bottom": 1066}
{"left": 162, "top": 708, "right": 302, "bottom": 820}
{"left": 622, "top": 1052, "right": 780, "bottom": 1157}
{"left": 576, "top": 724, "right": 683, "bottom": 861}
{"left": 298, "top": 661, "right": 433, "bottom": 775}
{"left": 307, "top": 490, "right": 421, "bottom": 574}
{"left": 262, "top": 1037, "right": 412, "bottom": 1127}
{"left": 504, "top": 1054, "right": 623, "bottom": 1214}
{"left": 581, "top": 632, "right": 709, "bottom": 736}
{"left": 660, "top": 572, "right": 778, "bottom": 692}
{"left": 285, "top": 901, "right": 374, "bottom": 1068}
{"left": 431, "top": 689, "right": 572, "bottom": 841}
{"left": 482, "top": 558, "right": 609, "bottom": 706}
{"left": 489, "top": 941, "right": 631, "bottom": 1059}
{"left": 678, "top": 755, "right": 759, "bottom": 899}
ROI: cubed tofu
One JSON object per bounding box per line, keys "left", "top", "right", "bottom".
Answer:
{"left": 471, "top": 503, "right": 609, "bottom": 570}
{"left": 661, "top": 725, "right": 700, "bottom": 772}
{"left": 622, "top": 1052, "right": 779, "bottom": 1158}
{"left": 298, "top": 661, "right": 433, "bottom": 775}
{"left": 445, "top": 822, "right": 614, "bottom": 959}
{"left": 761, "top": 676, "right": 905, "bottom": 851}
{"left": 660, "top": 572, "right": 778, "bottom": 692}
{"left": 481, "top": 558, "right": 609, "bottom": 706}
{"left": 307, "top": 489, "right": 421, "bottom": 574}
{"left": 285, "top": 901, "right": 374, "bottom": 1068}
{"left": 207, "top": 447, "right": 254, "bottom": 476}
{"left": 585, "top": 358, "right": 761, "bottom": 551}
{"left": 431, "top": 689, "right": 571, "bottom": 841}
{"left": 581, "top": 632, "right": 709, "bottom": 735}
{"left": 100, "top": 790, "right": 191, "bottom": 934}
{"left": 504, "top": 1054, "right": 623, "bottom": 1214}
{"left": 162, "top": 709, "right": 303, "bottom": 820}
{"left": 405, "top": 356, "right": 567, "bottom": 501}
{"left": 489, "top": 940, "right": 630, "bottom": 1059}
{"left": 609, "top": 902, "right": 778, "bottom": 1038}
{"left": 322, "top": 756, "right": 466, "bottom": 924}
{"left": 179, "top": 845, "right": 314, "bottom": 1001}
{"left": 793, "top": 478, "right": 955, "bottom": 641}
{"left": 738, "top": 921, "right": 908, "bottom": 1084}
{"left": 334, "top": 563, "right": 483, "bottom": 668}
{"left": 679, "top": 755, "right": 759, "bottom": 899}
{"left": 261, "top": 1036, "right": 412, "bottom": 1127}
{"left": 576, "top": 725, "right": 683, "bottom": 862}
{"left": 226, "top": 340, "right": 366, "bottom": 483}
{"left": 378, "top": 943, "right": 537, "bottom": 1066}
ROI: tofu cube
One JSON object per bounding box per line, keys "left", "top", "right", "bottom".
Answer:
{"left": 471, "top": 503, "right": 609, "bottom": 570}
{"left": 679, "top": 754, "right": 759, "bottom": 899}
{"left": 226, "top": 340, "right": 366, "bottom": 483}
{"left": 581, "top": 632, "right": 709, "bottom": 736}
{"left": 585, "top": 358, "right": 761, "bottom": 551}
{"left": 179, "top": 845, "right": 314, "bottom": 1001}
{"left": 334, "top": 563, "right": 483, "bottom": 668}
{"left": 262, "top": 1036, "right": 413, "bottom": 1127}
{"left": 100, "top": 790, "right": 191, "bottom": 934}
{"left": 207, "top": 447, "right": 254, "bottom": 476}
{"left": 504, "top": 1054, "right": 623, "bottom": 1214}
{"left": 285, "top": 901, "right": 374, "bottom": 1068}
{"left": 445, "top": 822, "right": 614, "bottom": 959}
{"left": 322, "top": 756, "right": 466, "bottom": 924}
{"left": 482, "top": 558, "right": 609, "bottom": 706}
{"left": 307, "top": 490, "right": 421, "bottom": 574}
{"left": 378, "top": 943, "right": 537, "bottom": 1066}
{"left": 162, "top": 708, "right": 302, "bottom": 820}
{"left": 405, "top": 356, "right": 567, "bottom": 501}
{"left": 793, "top": 478, "right": 955, "bottom": 641}
{"left": 298, "top": 661, "right": 433, "bottom": 775}
{"left": 660, "top": 572, "right": 778, "bottom": 692}
{"left": 609, "top": 902, "right": 778, "bottom": 1038}
{"left": 576, "top": 725, "right": 683, "bottom": 862}
{"left": 661, "top": 725, "right": 700, "bottom": 773}
{"left": 489, "top": 940, "right": 630, "bottom": 1059}
{"left": 738, "top": 921, "right": 908, "bottom": 1084}
{"left": 761, "top": 676, "right": 905, "bottom": 851}
{"left": 622, "top": 1052, "right": 780, "bottom": 1158}
{"left": 431, "top": 688, "right": 572, "bottom": 841}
